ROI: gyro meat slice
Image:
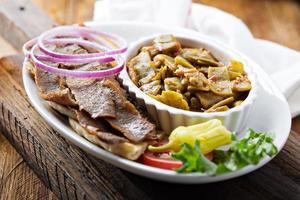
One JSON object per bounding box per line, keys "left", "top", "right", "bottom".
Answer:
{"left": 34, "top": 43, "right": 105, "bottom": 107}
{"left": 76, "top": 110, "right": 128, "bottom": 144}
{"left": 55, "top": 43, "right": 88, "bottom": 54}
{"left": 35, "top": 68, "right": 77, "bottom": 106}
{"left": 56, "top": 44, "right": 90, "bottom": 69}
{"left": 66, "top": 77, "right": 116, "bottom": 118}
{"left": 103, "top": 79, "right": 157, "bottom": 143}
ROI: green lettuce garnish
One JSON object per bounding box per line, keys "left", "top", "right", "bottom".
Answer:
{"left": 171, "top": 129, "right": 278, "bottom": 175}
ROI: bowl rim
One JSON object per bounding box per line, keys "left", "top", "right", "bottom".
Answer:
{"left": 119, "top": 33, "right": 258, "bottom": 118}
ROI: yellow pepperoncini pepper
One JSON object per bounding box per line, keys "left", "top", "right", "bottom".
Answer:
{"left": 148, "top": 119, "right": 232, "bottom": 155}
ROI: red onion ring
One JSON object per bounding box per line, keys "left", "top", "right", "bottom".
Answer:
{"left": 23, "top": 25, "right": 128, "bottom": 78}
{"left": 23, "top": 38, "right": 115, "bottom": 64}
{"left": 37, "top": 25, "right": 127, "bottom": 59}
{"left": 30, "top": 44, "right": 124, "bottom": 78}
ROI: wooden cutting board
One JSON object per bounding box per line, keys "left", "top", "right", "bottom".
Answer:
{"left": 0, "top": 1, "right": 300, "bottom": 200}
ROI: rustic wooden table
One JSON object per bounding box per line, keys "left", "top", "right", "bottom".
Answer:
{"left": 0, "top": 0, "right": 299, "bottom": 199}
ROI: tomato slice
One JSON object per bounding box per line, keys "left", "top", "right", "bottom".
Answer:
{"left": 142, "top": 151, "right": 214, "bottom": 170}
{"left": 143, "top": 151, "right": 183, "bottom": 170}
{"left": 205, "top": 152, "right": 213, "bottom": 161}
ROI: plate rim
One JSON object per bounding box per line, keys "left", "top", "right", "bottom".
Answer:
{"left": 22, "top": 21, "right": 291, "bottom": 184}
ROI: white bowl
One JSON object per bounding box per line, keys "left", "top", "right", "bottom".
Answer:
{"left": 119, "top": 34, "right": 258, "bottom": 133}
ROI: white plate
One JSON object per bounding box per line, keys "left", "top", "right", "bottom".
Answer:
{"left": 22, "top": 21, "right": 291, "bottom": 184}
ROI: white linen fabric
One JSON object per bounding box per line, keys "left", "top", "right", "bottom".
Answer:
{"left": 94, "top": 0, "right": 300, "bottom": 117}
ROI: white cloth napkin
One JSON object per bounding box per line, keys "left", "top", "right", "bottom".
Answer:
{"left": 94, "top": 0, "right": 300, "bottom": 117}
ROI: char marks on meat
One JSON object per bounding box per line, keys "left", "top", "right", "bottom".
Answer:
{"left": 77, "top": 111, "right": 128, "bottom": 144}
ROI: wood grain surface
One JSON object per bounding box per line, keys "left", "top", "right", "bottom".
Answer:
{"left": 0, "top": 0, "right": 299, "bottom": 200}
{"left": 0, "top": 133, "right": 57, "bottom": 200}
{"left": 0, "top": 0, "right": 54, "bottom": 50}
{"left": 0, "top": 55, "right": 300, "bottom": 200}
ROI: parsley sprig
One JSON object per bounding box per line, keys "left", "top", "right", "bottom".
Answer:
{"left": 171, "top": 129, "right": 278, "bottom": 175}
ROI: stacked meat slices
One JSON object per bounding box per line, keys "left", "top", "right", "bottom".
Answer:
{"left": 29, "top": 44, "right": 156, "bottom": 160}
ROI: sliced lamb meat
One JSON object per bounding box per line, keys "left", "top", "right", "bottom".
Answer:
{"left": 34, "top": 43, "right": 92, "bottom": 106}
{"left": 35, "top": 68, "right": 77, "bottom": 106}
{"left": 65, "top": 62, "right": 123, "bottom": 119}
{"left": 76, "top": 111, "right": 128, "bottom": 144}
{"left": 66, "top": 77, "right": 116, "bottom": 118}
{"left": 103, "top": 79, "right": 156, "bottom": 143}
{"left": 32, "top": 40, "right": 156, "bottom": 154}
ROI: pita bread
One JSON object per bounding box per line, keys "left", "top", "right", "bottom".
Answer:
{"left": 47, "top": 101, "right": 77, "bottom": 119}
{"left": 69, "top": 118, "right": 147, "bottom": 160}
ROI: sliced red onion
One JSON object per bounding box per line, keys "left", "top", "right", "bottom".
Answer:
{"left": 23, "top": 38, "right": 36, "bottom": 58}
{"left": 23, "top": 38, "right": 115, "bottom": 64}
{"left": 30, "top": 44, "right": 124, "bottom": 78}
{"left": 23, "top": 25, "right": 128, "bottom": 78}
{"left": 37, "top": 25, "right": 127, "bottom": 59}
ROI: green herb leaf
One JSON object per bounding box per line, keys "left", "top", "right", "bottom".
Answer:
{"left": 171, "top": 140, "right": 217, "bottom": 174}
{"left": 171, "top": 129, "right": 278, "bottom": 175}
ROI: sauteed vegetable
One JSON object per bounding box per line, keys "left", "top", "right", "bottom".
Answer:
{"left": 127, "top": 35, "right": 252, "bottom": 112}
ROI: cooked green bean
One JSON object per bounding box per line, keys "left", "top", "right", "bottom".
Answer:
{"left": 127, "top": 35, "right": 251, "bottom": 112}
